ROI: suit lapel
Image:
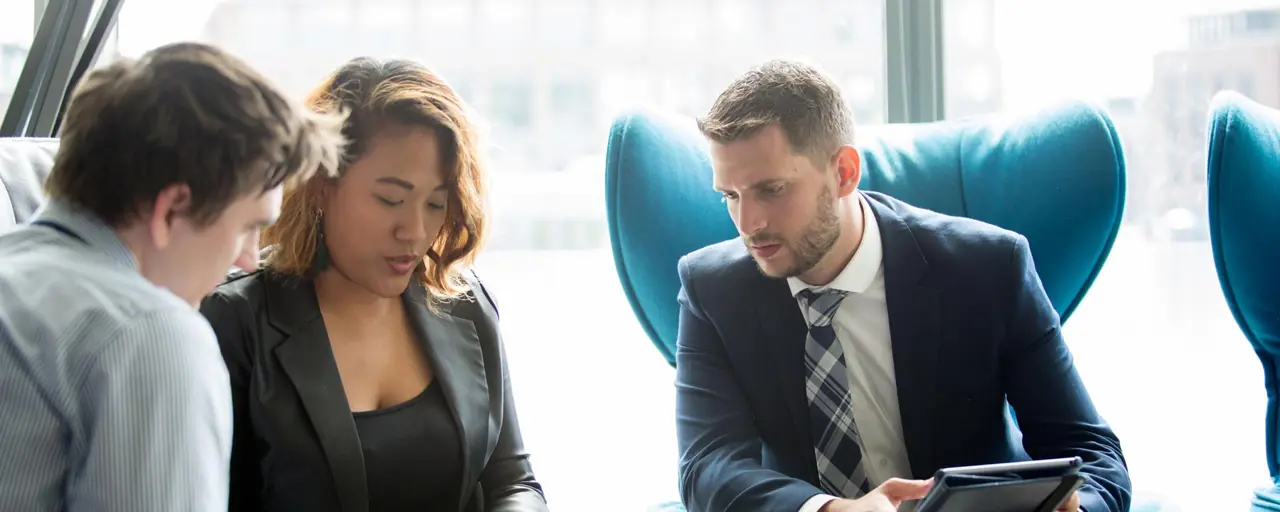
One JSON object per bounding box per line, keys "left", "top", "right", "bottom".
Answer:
{"left": 754, "top": 270, "right": 818, "bottom": 480}
{"left": 868, "top": 195, "right": 942, "bottom": 479}
{"left": 265, "top": 276, "right": 368, "bottom": 512}
{"left": 403, "top": 287, "right": 488, "bottom": 508}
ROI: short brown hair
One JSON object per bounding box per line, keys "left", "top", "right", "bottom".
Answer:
{"left": 261, "top": 57, "right": 486, "bottom": 304}
{"left": 697, "top": 59, "right": 854, "bottom": 163}
{"left": 47, "top": 42, "right": 345, "bottom": 227}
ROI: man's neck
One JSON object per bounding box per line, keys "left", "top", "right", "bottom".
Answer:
{"left": 114, "top": 223, "right": 151, "bottom": 275}
{"left": 798, "top": 195, "right": 864, "bottom": 287}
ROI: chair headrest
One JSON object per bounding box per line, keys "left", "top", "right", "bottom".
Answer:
{"left": 606, "top": 102, "right": 1125, "bottom": 365}
{"left": 1206, "top": 91, "right": 1280, "bottom": 476}
{"left": 0, "top": 137, "right": 59, "bottom": 231}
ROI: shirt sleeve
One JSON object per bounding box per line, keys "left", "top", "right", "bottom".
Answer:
{"left": 799, "top": 494, "right": 838, "bottom": 512}
{"left": 66, "top": 309, "right": 233, "bottom": 512}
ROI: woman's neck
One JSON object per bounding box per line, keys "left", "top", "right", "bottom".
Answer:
{"left": 313, "top": 269, "right": 399, "bottom": 322}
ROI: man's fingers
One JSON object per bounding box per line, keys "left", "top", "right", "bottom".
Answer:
{"left": 878, "top": 477, "right": 934, "bottom": 503}
{"left": 1055, "top": 491, "right": 1081, "bottom": 512}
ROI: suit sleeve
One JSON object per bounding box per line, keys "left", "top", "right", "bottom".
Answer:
{"left": 472, "top": 278, "right": 550, "bottom": 512}
{"left": 675, "top": 256, "right": 825, "bottom": 512}
{"left": 1000, "top": 235, "right": 1132, "bottom": 512}
{"left": 199, "top": 291, "right": 264, "bottom": 512}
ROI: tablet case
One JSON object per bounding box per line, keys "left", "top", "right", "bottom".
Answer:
{"left": 915, "top": 457, "right": 1085, "bottom": 512}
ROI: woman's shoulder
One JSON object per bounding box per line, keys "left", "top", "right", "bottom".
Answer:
{"left": 202, "top": 267, "right": 300, "bottom": 316}
{"left": 437, "top": 268, "right": 498, "bottom": 324}
{"left": 210, "top": 268, "right": 272, "bottom": 301}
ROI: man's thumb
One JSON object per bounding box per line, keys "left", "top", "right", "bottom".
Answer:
{"left": 879, "top": 478, "right": 934, "bottom": 503}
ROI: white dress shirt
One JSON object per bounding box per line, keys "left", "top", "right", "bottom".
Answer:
{"left": 794, "top": 195, "right": 914, "bottom": 512}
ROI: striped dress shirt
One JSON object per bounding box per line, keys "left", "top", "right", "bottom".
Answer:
{"left": 0, "top": 200, "right": 232, "bottom": 511}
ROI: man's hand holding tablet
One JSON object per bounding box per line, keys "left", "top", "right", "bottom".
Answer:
{"left": 817, "top": 478, "right": 935, "bottom": 512}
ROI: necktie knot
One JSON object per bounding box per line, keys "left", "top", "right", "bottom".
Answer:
{"left": 797, "top": 288, "right": 848, "bottom": 328}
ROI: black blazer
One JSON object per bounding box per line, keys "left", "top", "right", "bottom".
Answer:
{"left": 199, "top": 269, "right": 548, "bottom": 512}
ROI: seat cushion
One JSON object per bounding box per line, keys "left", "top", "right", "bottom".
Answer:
{"left": 1206, "top": 91, "right": 1280, "bottom": 479}
{"left": 606, "top": 102, "right": 1125, "bottom": 365}
{"left": 0, "top": 137, "right": 59, "bottom": 230}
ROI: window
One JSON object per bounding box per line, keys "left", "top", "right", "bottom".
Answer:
{"left": 535, "top": 0, "right": 591, "bottom": 50}
{"left": 480, "top": 0, "right": 531, "bottom": 48}
{"left": 0, "top": 0, "right": 34, "bottom": 115}
{"left": 712, "top": 0, "right": 758, "bottom": 43}
{"left": 654, "top": 0, "right": 704, "bottom": 47}
{"left": 419, "top": 0, "right": 472, "bottom": 51}
{"left": 92, "top": 1, "right": 886, "bottom": 509}
{"left": 355, "top": 0, "right": 413, "bottom": 52}
{"left": 944, "top": 1, "right": 1276, "bottom": 510}
{"left": 489, "top": 77, "right": 533, "bottom": 130}
{"left": 599, "top": 1, "right": 649, "bottom": 46}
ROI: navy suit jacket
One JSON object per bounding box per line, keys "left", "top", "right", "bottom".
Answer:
{"left": 674, "top": 192, "right": 1130, "bottom": 512}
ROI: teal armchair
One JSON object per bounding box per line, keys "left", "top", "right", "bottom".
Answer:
{"left": 605, "top": 102, "right": 1126, "bottom": 367}
{"left": 1205, "top": 91, "right": 1280, "bottom": 512}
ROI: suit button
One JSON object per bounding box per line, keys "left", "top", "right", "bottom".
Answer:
{"left": 879, "top": 458, "right": 889, "bottom": 468}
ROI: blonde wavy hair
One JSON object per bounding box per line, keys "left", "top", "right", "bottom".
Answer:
{"left": 260, "top": 57, "right": 486, "bottom": 305}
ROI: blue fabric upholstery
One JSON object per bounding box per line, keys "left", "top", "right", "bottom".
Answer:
{"left": 1205, "top": 91, "right": 1280, "bottom": 509}
{"left": 606, "top": 102, "right": 1126, "bottom": 367}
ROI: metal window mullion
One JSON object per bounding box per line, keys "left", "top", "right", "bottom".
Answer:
{"left": 35, "top": 0, "right": 48, "bottom": 32}
{"left": 883, "top": 0, "right": 945, "bottom": 124}
{"left": 53, "top": 0, "right": 127, "bottom": 135}
{"left": 1, "top": 0, "right": 95, "bottom": 137}
{"left": 29, "top": 0, "right": 96, "bottom": 137}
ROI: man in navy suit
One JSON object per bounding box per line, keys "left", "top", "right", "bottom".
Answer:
{"left": 674, "top": 59, "right": 1130, "bottom": 512}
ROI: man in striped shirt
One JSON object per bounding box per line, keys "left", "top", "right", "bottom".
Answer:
{"left": 0, "top": 42, "right": 344, "bottom": 511}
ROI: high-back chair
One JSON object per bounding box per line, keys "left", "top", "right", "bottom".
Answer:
{"left": 1206, "top": 91, "right": 1280, "bottom": 512}
{"left": 0, "top": 137, "right": 58, "bottom": 231}
{"left": 605, "top": 102, "right": 1127, "bottom": 367}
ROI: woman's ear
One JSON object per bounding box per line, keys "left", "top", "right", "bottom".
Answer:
{"left": 317, "top": 178, "right": 337, "bottom": 211}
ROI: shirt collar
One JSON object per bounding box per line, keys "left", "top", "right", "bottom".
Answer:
{"left": 32, "top": 199, "right": 139, "bottom": 271}
{"left": 787, "top": 192, "right": 883, "bottom": 297}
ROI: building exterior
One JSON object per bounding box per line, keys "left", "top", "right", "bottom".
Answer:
{"left": 1141, "top": 7, "right": 1280, "bottom": 239}
{"left": 944, "top": 0, "right": 1003, "bottom": 119}
{"left": 199, "top": 0, "right": 997, "bottom": 250}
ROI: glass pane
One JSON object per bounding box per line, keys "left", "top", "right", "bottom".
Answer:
{"left": 944, "top": 1, "right": 1274, "bottom": 510}
{"left": 0, "top": 0, "right": 37, "bottom": 115}
{"left": 105, "top": 0, "right": 887, "bottom": 509}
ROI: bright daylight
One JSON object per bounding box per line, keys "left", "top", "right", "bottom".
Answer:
{"left": 1, "top": 0, "right": 1277, "bottom": 511}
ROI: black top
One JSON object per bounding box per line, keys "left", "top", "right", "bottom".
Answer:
{"left": 353, "top": 382, "right": 462, "bottom": 512}
{"left": 200, "top": 270, "right": 548, "bottom": 512}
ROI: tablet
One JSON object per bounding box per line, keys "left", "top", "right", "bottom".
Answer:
{"left": 915, "top": 457, "right": 1085, "bottom": 512}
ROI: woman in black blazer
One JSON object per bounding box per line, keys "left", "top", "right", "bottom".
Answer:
{"left": 199, "top": 57, "right": 548, "bottom": 512}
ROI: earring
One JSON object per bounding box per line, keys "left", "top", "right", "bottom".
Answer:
{"left": 311, "top": 209, "right": 330, "bottom": 273}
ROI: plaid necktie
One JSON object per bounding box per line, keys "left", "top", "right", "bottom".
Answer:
{"left": 798, "top": 288, "right": 871, "bottom": 498}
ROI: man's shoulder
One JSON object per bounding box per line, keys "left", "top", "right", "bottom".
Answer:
{"left": 679, "top": 238, "right": 758, "bottom": 282}
{"left": 0, "top": 238, "right": 194, "bottom": 331}
{"left": 870, "top": 192, "right": 1023, "bottom": 264}
{"left": 0, "top": 249, "right": 218, "bottom": 389}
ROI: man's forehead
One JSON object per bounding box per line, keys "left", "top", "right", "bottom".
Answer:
{"left": 712, "top": 148, "right": 802, "bottom": 191}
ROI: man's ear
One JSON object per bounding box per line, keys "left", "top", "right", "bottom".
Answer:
{"left": 146, "top": 183, "right": 193, "bottom": 250}
{"left": 833, "top": 145, "right": 861, "bottom": 197}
